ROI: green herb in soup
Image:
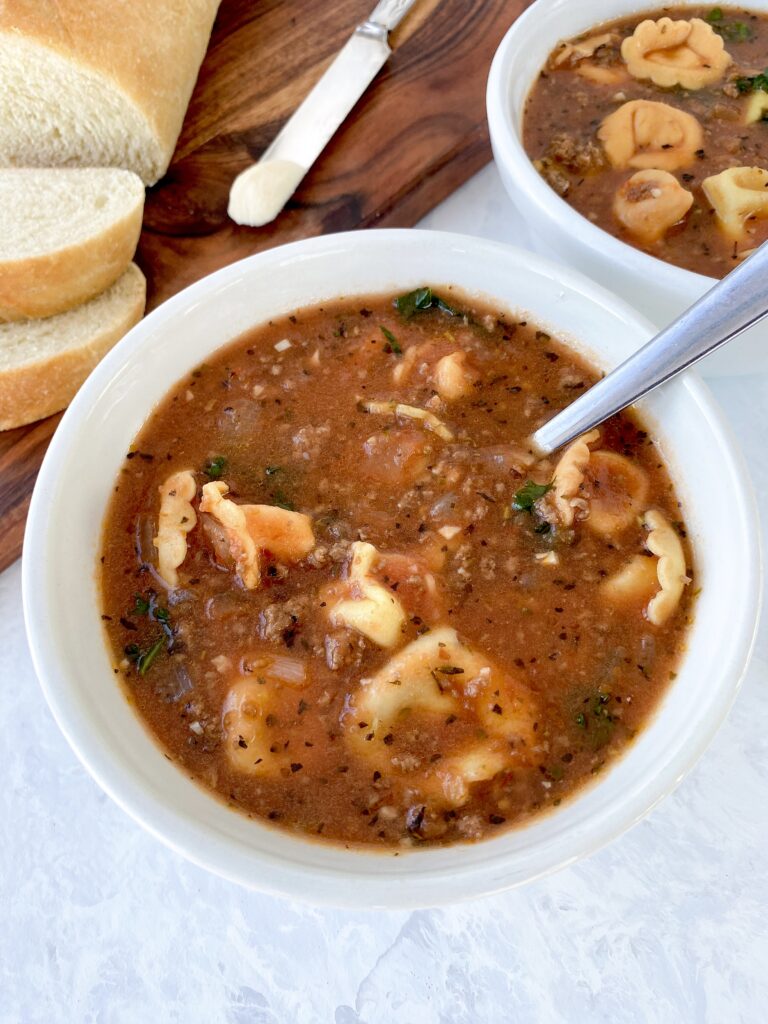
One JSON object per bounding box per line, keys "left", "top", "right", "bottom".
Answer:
{"left": 100, "top": 291, "right": 694, "bottom": 848}
{"left": 524, "top": 6, "right": 768, "bottom": 277}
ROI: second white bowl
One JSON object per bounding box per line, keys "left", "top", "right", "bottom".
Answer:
{"left": 487, "top": 0, "right": 768, "bottom": 376}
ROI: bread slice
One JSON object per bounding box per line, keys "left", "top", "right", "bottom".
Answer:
{"left": 0, "top": 168, "right": 145, "bottom": 321}
{"left": 0, "top": 263, "right": 146, "bottom": 430}
{"left": 0, "top": 1, "right": 221, "bottom": 185}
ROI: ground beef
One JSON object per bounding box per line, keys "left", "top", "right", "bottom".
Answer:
{"left": 322, "top": 630, "right": 364, "bottom": 671}
{"left": 456, "top": 813, "right": 484, "bottom": 839}
{"left": 258, "top": 596, "right": 309, "bottom": 645}
{"left": 306, "top": 540, "right": 351, "bottom": 568}
{"left": 545, "top": 132, "right": 606, "bottom": 175}
{"left": 292, "top": 423, "right": 331, "bottom": 459}
{"left": 535, "top": 157, "right": 571, "bottom": 197}
{"left": 182, "top": 698, "right": 222, "bottom": 753}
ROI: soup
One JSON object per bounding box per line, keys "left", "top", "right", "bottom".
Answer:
{"left": 524, "top": 6, "right": 768, "bottom": 277}
{"left": 100, "top": 291, "right": 694, "bottom": 848}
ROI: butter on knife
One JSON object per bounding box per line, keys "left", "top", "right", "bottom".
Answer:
{"left": 228, "top": 0, "right": 420, "bottom": 228}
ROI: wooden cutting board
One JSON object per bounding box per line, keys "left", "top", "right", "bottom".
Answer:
{"left": 0, "top": 0, "right": 531, "bottom": 573}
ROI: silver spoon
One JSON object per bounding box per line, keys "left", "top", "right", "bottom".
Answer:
{"left": 532, "top": 240, "right": 768, "bottom": 455}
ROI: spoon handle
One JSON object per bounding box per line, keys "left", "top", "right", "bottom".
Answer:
{"left": 532, "top": 240, "right": 768, "bottom": 455}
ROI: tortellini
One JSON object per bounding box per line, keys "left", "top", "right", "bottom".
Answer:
{"left": 584, "top": 451, "right": 650, "bottom": 538}
{"left": 432, "top": 351, "right": 478, "bottom": 401}
{"left": 552, "top": 32, "right": 627, "bottom": 86}
{"left": 576, "top": 64, "right": 628, "bottom": 86}
{"left": 744, "top": 92, "right": 768, "bottom": 125}
{"left": 601, "top": 554, "right": 660, "bottom": 608}
{"left": 199, "top": 481, "right": 315, "bottom": 589}
{"left": 601, "top": 511, "right": 688, "bottom": 623}
{"left": 643, "top": 510, "right": 688, "bottom": 626}
{"left": 598, "top": 100, "right": 703, "bottom": 173}
{"left": 330, "top": 541, "right": 407, "bottom": 647}
{"left": 613, "top": 169, "right": 694, "bottom": 244}
{"left": 222, "top": 654, "right": 311, "bottom": 773}
{"left": 702, "top": 166, "right": 768, "bottom": 240}
{"left": 153, "top": 469, "right": 198, "bottom": 587}
{"left": 347, "top": 627, "right": 538, "bottom": 805}
{"left": 545, "top": 429, "right": 600, "bottom": 527}
{"left": 221, "top": 678, "right": 272, "bottom": 773}
{"left": 553, "top": 32, "right": 617, "bottom": 66}
{"left": 621, "top": 17, "right": 731, "bottom": 90}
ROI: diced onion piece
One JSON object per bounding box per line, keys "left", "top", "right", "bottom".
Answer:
{"left": 266, "top": 654, "right": 307, "bottom": 687}
{"left": 274, "top": 338, "right": 292, "bottom": 352}
{"left": 535, "top": 551, "right": 559, "bottom": 566}
{"left": 438, "top": 525, "right": 462, "bottom": 540}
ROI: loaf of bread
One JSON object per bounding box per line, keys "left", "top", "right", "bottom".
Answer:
{"left": 0, "top": 1, "right": 221, "bottom": 185}
{"left": 0, "top": 263, "right": 146, "bottom": 430}
{"left": 0, "top": 168, "right": 145, "bottom": 320}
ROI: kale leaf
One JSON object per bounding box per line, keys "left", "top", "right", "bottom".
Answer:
{"left": 512, "top": 480, "right": 553, "bottom": 512}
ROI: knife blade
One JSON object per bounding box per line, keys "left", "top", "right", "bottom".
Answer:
{"left": 228, "top": 0, "right": 421, "bottom": 227}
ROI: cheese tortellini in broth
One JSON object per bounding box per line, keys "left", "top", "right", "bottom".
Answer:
{"left": 599, "top": 100, "right": 703, "bottom": 173}
{"left": 621, "top": 17, "right": 732, "bottom": 90}
{"left": 613, "top": 169, "right": 694, "bottom": 244}
{"left": 347, "top": 628, "right": 538, "bottom": 806}
{"left": 199, "top": 480, "right": 315, "bottom": 589}
{"left": 329, "top": 541, "right": 408, "bottom": 648}
{"left": 702, "top": 166, "right": 768, "bottom": 241}
{"left": 153, "top": 469, "right": 198, "bottom": 587}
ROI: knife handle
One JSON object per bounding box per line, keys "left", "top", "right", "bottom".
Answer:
{"left": 365, "top": 0, "right": 420, "bottom": 34}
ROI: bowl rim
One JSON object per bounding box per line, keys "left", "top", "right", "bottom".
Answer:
{"left": 21, "top": 228, "right": 762, "bottom": 907}
{"left": 485, "top": 0, "right": 732, "bottom": 292}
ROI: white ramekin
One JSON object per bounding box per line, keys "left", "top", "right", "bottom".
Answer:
{"left": 487, "top": 0, "right": 768, "bottom": 376}
{"left": 22, "top": 230, "right": 761, "bottom": 907}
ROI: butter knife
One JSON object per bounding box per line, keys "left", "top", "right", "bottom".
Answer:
{"left": 228, "top": 0, "right": 420, "bottom": 227}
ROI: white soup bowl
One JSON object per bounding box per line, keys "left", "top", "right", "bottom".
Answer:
{"left": 23, "top": 230, "right": 761, "bottom": 907}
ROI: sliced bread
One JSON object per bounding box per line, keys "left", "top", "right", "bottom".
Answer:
{"left": 0, "top": 263, "right": 146, "bottom": 430}
{"left": 0, "top": 168, "right": 145, "bottom": 321}
{"left": 0, "top": 1, "right": 221, "bottom": 185}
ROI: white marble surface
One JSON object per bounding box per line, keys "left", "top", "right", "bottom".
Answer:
{"left": 3, "top": 163, "right": 768, "bottom": 1023}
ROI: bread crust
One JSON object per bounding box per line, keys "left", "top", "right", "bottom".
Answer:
{"left": 0, "top": 0, "right": 221, "bottom": 183}
{"left": 0, "top": 200, "right": 144, "bottom": 321}
{"left": 0, "top": 264, "right": 146, "bottom": 430}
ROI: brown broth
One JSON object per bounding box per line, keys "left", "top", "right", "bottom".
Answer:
{"left": 100, "top": 291, "right": 694, "bottom": 848}
{"left": 523, "top": 6, "right": 768, "bottom": 277}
